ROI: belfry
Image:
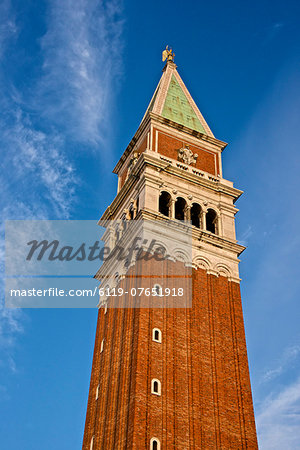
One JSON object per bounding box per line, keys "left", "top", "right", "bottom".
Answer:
{"left": 82, "top": 49, "right": 258, "bottom": 449}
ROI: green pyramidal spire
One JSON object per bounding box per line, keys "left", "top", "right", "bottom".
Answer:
{"left": 142, "top": 59, "right": 213, "bottom": 137}
{"left": 161, "top": 75, "right": 206, "bottom": 134}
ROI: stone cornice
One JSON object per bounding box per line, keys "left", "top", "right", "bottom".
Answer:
{"left": 101, "top": 152, "right": 242, "bottom": 221}
{"left": 94, "top": 213, "right": 244, "bottom": 285}
{"left": 138, "top": 209, "right": 245, "bottom": 256}
{"left": 143, "top": 152, "right": 243, "bottom": 201}
{"left": 148, "top": 114, "right": 225, "bottom": 148}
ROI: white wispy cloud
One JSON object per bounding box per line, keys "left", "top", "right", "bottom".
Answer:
{"left": 0, "top": 0, "right": 125, "bottom": 221}
{"left": 256, "top": 376, "right": 300, "bottom": 450}
{"left": 239, "top": 224, "right": 253, "bottom": 246}
{"left": 0, "top": 300, "right": 24, "bottom": 373}
{"left": 38, "top": 0, "right": 124, "bottom": 145}
{"left": 0, "top": 0, "right": 124, "bottom": 374}
{"left": 0, "top": 0, "right": 17, "bottom": 58}
{"left": 261, "top": 345, "right": 300, "bottom": 384}
{"left": 0, "top": 307, "right": 23, "bottom": 350}
{"left": 264, "top": 23, "right": 284, "bottom": 44}
{"left": 1, "top": 109, "right": 77, "bottom": 217}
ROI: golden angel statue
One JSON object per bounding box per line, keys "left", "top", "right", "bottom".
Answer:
{"left": 162, "top": 45, "right": 175, "bottom": 62}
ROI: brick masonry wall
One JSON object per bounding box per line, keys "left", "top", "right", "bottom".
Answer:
{"left": 153, "top": 129, "right": 219, "bottom": 176}
{"left": 82, "top": 265, "right": 258, "bottom": 449}
{"left": 118, "top": 128, "right": 220, "bottom": 191}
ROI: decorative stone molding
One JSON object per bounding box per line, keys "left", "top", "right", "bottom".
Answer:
{"left": 126, "top": 151, "right": 140, "bottom": 181}
{"left": 214, "top": 263, "right": 232, "bottom": 278}
{"left": 193, "top": 256, "right": 211, "bottom": 271}
{"left": 173, "top": 249, "right": 191, "bottom": 264}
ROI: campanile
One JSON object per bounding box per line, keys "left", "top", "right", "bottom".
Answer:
{"left": 82, "top": 48, "right": 258, "bottom": 449}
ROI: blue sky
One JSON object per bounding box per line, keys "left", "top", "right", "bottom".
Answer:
{"left": 1, "top": 0, "right": 300, "bottom": 448}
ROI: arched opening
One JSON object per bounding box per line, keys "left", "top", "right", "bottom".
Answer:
{"left": 175, "top": 197, "right": 186, "bottom": 221}
{"left": 136, "top": 196, "right": 139, "bottom": 214}
{"left": 115, "top": 224, "right": 120, "bottom": 241}
{"left": 121, "top": 213, "right": 128, "bottom": 233}
{"left": 129, "top": 204, "right": 134, "bottom": 220}
{"left": 151, "top": 378, "right": 161, "bottom": 395}
{"left": 191, "top": 203, "right": 201, "bottom": 228}
{"left": 100, "top": 339, "right": 104, "bottom": 353}
{"left": 153, "top": 283, "right": 162, "bottom": 296}
{"left": 159, "top": 191, "right": 171, "bottom": 217}
{"left": 152, "top": 328, "right": 162, "bottom": 343}
{"left": 150, "top": 438, "right": 160, "bottom": 450}
{"left": 206, "top": 208, "right": 218, "bottom": 234}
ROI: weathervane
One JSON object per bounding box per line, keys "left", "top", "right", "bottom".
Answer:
{"left": 162, "top": 45, "right": 175, "bottom": 62}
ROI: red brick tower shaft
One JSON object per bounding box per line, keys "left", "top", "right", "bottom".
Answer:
{"left": 82, "top": 55, "right": 258, "bottom": 449}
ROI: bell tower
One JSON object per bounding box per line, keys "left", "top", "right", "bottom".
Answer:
{"left": 82, "top": 50, "right": 258, "bottom": 449}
